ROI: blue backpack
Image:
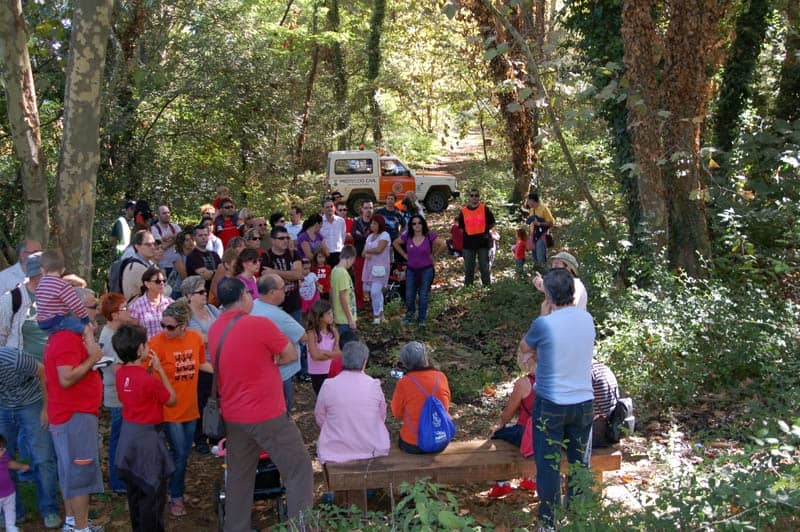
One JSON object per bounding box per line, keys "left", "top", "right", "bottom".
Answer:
{"left": 406, "top": 373, "right": 456, "bottom": 453}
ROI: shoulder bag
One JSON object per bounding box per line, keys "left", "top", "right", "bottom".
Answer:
{"left": 202, "top": 313, "right": 244, "bottom": 439}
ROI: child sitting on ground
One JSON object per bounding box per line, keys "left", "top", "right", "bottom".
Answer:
{"left": 112, "top": 324, "right": 177, "bottom": 532}
{"left": 486, "top": 349, "right": 538, "bottom": 498}
{"left": 0, "top": 433, "right": 31, "bottom": 532}
{"left": 34, "top": 250, "right": 90, "bottom": 336}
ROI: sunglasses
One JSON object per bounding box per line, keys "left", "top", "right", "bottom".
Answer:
{"left": 192, "top": 290, "right": 207, "bottom": 295}
{"left": 248, "top": 237, "right": 261, "bottom": 241}
{"left": 117, "top": 305, "right": 128, "bottom": 312}
{"left": 160, "top": 322, "right": 180, "bottom": 331}
{"left": 469, "top": 194, "right": 480, "bottom": 198}
{"left": 275, "top": 236, "right": 291, "bottom": 241}
{"left": 148, "top": 278, "right": 166, "bottom": 284}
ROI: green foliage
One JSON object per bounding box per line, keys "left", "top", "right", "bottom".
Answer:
{"left": 277, "top": 479, "right": 489, "bottom": 531}
{"left": 591, "top": 264, "right": 800, "bottom": 413}
{"left": 393, "top": 479, "right": 486, "bottom": 530}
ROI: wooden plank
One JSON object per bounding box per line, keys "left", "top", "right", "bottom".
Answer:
{"left": 325, "top": 439, "right": 621, "bottom": 492}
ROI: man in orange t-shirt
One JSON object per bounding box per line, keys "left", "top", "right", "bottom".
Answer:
{"left": 148, "top": 301, "right": 212, "bottom": 517}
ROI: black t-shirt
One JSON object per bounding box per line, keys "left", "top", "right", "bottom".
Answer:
{"left": 186, "top": 248, "right": 221, "bottom": 289}
{"left": 261, "top": 249, "right": 301, "bottom": 313}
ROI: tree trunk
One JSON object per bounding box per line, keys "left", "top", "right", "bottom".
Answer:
{"left": 620, "top": 0, "right": 668, "bottom": 253}
{"left": 366, "top": 0, "right": 386, "bottom": 146}
{"left": 775, "top": 0, "right": 799, "bottom": 123}
{"left": 0, "top": 0, "right": 49, "bottom": 245}
{"left": 712, "top": 0, "right": 770, "bottom": 160}
{"left": 661, "top": 0, "right": 722, "bottom": 274}
{"left": 295, "top": 3, "right": 321, "bottom": 170}
{"left": 102, "top": 0, "right": 148, "bottom": 197}
{"left": 464, "top": 0, "right": 535, "bottom": 205}
{"left": 327, "top": 0, "right": 349, "bottom": 150}
{"left": 54, "top": 0, "right": 114, "bottom": 280}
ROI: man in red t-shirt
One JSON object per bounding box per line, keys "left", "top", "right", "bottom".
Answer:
{"left": 207, "top": 278, "right": 313, "bottom": 529}
{"left": 44, "top": 328, "right": 104, "bottom": 532}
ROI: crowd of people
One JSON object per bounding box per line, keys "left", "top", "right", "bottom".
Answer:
{"left": 0, "top": 186, "right": 625, "bottom": 532}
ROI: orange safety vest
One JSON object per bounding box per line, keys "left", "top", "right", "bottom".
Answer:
{"left": 461, "top": 204, "right": 487, "bottom": 236}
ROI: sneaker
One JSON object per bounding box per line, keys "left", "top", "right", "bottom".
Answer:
{"left": 169, "top": 499, "right": 187, "bottom": 517}
{"left": 194, "top": 442, "right": 210, "bottom": 454}
{"left": 44, "top": 514, "right": 62, "bottom": 529}
{"left": 487, "top": 482, "right": 513, "bottom": 498}
{"left": 372, "top": 317, "right": 381, "bottom": 324}
{"left": 62, "top": 522, "right": 104, "bottom": 532}
{"left": 519, "top": 477, "right": 537, "bottom": 492}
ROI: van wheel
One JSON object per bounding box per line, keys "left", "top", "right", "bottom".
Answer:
{"left": 348, "top": 193, "right": 375, "bottom": 214}
{"left": 424, "top": 189, "right": 449, "bottom": 212}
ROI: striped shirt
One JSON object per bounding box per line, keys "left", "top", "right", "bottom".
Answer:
{"left": 34, "top": 275, "right": 89, "bottom": 323}
{"left": 0, "top": 347, "right": 41, "bottom": 408}
{"left": 591, "top": 360, "right": 620, "bottom": 418}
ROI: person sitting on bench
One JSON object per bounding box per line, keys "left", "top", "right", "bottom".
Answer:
{"left": 390, "top": 342, "right": 451, "bottom": 454}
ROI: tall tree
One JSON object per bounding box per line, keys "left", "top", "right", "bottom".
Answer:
{"left": 366, "top": 0, "right": 386, "bottom": 145}
{"left": 54, "top": 0, "right": 114, "bottom": 279}
{"left": 461, "top": 0, "right": 537, "bottom": 204}
{"left": 0, "top": 0, "right": 49, "bottom": 244}
{"left": 327, "top": 0, "right": 349, "bottom": 150}
{"left": 712, "top": 0, "right": 771, "bottom": 161}
{"left": 620, "top": 0, "right": 732, "bottom": 275}
{"left": 774, "top": 0, "right": 799, "bottom": 123}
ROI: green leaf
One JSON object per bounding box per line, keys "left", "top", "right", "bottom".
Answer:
{"left": 438, "top": 509, "right": 463, "bottom": 528}
{"left": 506, "top": 102, "right": 522, "bottom": 113}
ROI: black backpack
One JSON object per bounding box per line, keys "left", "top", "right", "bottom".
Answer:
{"left": 607, "top": 397, "right": 635, "bottom": 443}
{"left": 107, "top": 256, "right": 146, "bottom": 294}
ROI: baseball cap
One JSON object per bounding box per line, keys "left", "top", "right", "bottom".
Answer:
{"left": 125, "top": 200, "right": 137, "bottom": 209}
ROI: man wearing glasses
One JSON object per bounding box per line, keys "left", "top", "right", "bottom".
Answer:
{"left": 0, "top": 239, "right": 43, "bottom": 294}
{"left": 457, "top": 189, "right": 496, "bottom": 287}
{"left": 261, "top": 226, "right": 303, "bottom": 318}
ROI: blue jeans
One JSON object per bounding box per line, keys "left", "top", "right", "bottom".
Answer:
{"left": 283, "top": 378, "right": 294, "bottom": 414}
{"left": 108, "top": 406, "right": 127, "bottom": 492}
{"left": 532, "top": 236, "right": 547, "bottom": 264}
{"left": 37, "top": 314, "right": 88, "bottom": 335}
{"left": 492, "top": 424, "right": 524, "bottom": 448}
{"left": 405, "top": 266, "right": 434, "bottom": 323}
{"left": 290, "top": 309, "right": 309, "bottom": 378}
{"left": 164, "top": 420, "right": 197, "bottom": 500}
{"left": 463, "top": 247, "right": 490, "bottom": 286}
{"left": 532, "top": 396, "right": 593, "bottom": 527}
{"left": 0, "top": 400, "right": 60, "bottom": 519}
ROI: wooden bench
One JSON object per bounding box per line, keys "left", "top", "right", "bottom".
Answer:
{"left": 323, "top": 439, "right": 622, "bottom": 510}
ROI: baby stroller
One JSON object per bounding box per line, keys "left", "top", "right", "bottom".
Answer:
{"left": 386, "top": 260, "right": 407, "bottom": 303}
{"left": 213, "top": 439, "right": 287, "bottom": 531}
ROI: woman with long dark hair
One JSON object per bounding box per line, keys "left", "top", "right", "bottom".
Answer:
{"left": 392, "top": 215, "right": 445, "bottom": 328}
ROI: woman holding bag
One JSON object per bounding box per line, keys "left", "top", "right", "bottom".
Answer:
{"left": 361, "top": 214, "right": 391, "bottom": 324}
{"left": 393, "top": 215, "right": 445, "bottom": 329}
